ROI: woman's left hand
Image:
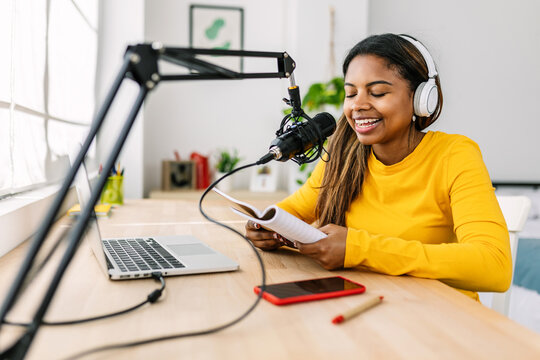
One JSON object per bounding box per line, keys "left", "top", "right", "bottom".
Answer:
{"left": 296, "top": 224, "right": 347, "bottom": 270}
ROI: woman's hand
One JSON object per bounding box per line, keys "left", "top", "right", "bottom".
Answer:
{"left": 296, "top": 224, "right": 347, "bottom": 270}
{"left": 245, "top": 220, "right": 288, "bottom": 250}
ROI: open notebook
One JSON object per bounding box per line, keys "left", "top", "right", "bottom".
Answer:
{"left": 72, "top": 161, "right": 239, "bottom": 280}
{"left": 212, "top": 188, "right": 326, "bottom": 244}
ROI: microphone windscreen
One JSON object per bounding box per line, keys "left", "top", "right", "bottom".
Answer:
{"left": 312, "top": 112, "right": 337, "bottom": 138}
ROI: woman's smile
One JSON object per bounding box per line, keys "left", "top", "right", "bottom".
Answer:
{"left": 354, "top": 117, "right": 382, "bottom": 133}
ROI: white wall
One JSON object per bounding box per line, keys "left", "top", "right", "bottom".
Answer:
{"left": 368, "top": 0, "right": 540, "bottom": 184}
{"left": 98, "top": 0, "right": 540, "bottom": 197}
{"left": 96, "top": 0, "right": 145, "bottom": 198}
{"left": 142, "top": 0, "right": 368, "bottom": 196}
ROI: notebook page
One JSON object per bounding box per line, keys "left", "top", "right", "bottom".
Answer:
{"left": 231, "top": 206, "right": 326, "bottom": 244}
{"left": 212, "top": 188, "right": 264, "bottom": 218}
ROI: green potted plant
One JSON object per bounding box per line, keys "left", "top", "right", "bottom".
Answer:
{"left": 214, "top": 148, "right": 241, "bottom": 192}
{"left": 302, "top": 76, "right": 345, "bottom": 113}
{"left": 215, "top": 148, "right": 241, "bottom": 173}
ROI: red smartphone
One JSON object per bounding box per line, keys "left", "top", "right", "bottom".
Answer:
{"left": 253, "top": 276, "right": 366, "bottom": 306}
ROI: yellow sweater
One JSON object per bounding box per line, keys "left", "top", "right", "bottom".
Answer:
{"left": 277, "top": 131, "right": 511, "bottom": 299}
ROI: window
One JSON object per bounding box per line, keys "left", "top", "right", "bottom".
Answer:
{"left": 0, "top": 0, "right": 98, "bottom": 197}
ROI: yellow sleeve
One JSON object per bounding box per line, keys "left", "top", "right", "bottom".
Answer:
{"left": 344, "top": 140, "right": 512, "bottom": 293}
{"left": 276, "top": 160, "right": 326, "bottom": 224}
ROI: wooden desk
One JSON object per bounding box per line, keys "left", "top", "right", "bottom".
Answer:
{"left": 1, "top": 198, "right": 540, "bottom": 359}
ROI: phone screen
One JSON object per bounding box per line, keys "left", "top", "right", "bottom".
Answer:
{"left": 255, "top": 276, "right": 365, "bottom": 305}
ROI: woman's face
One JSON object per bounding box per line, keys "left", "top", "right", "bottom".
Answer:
{"left": 344, "top": 54, "right": 415, "bottom": 151}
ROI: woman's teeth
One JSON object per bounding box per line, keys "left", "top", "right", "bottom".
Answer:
{"left": 355, "top": 118, "right": 381, "bottom": 128}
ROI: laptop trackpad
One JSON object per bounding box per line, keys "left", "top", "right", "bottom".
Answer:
{"left": 168, "top": 243, "right": 216, "bottom": 256}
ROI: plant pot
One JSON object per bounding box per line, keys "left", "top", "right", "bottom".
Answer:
{"left": 287, "top": 162, "right": 316, "bottom": 194}
{"left": 215, "top": 171, "right": 233, "bottom": 192}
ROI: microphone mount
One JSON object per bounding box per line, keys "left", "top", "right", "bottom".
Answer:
{"left": 282, "top": 73, "right": 305, "bottom": 118}
{"left": 0, "top": 43, "right": 297, "bottom": 359}
{"left": 274, "top": 74, "right": 328, "bottom": 166}
{"left": 270, "top": 110, "right": 330, "bottom": 166}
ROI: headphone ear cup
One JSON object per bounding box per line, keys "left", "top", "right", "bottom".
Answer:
{"left": 413, "top": 82, "right": 427, "bottom": 116}
{"left": 413, "top": 79, "right": 438, "bottom": 117}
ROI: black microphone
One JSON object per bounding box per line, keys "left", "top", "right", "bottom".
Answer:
{"left": 257, "top": 112, "right": 336, "bottom": 165}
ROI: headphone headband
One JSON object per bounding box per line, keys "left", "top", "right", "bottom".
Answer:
{"left": 399, "top": 35, "right": 438, "bottom": 78}
{"left": 399, "top": 35, "right": 439, "bottom": 117}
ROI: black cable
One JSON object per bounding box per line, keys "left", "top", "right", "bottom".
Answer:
{"left": 3, "top": 272, "right": 165, "bottom": 327}
{"left": 61, "top": 162, "right": 267, "bottom": 360}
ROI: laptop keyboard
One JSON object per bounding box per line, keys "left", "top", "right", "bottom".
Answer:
{"left": 103, "top": 238, "right": 185, "bottom": 273}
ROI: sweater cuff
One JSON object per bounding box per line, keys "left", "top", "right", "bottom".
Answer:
{"left": 344, "top": 228, "right": 366, "bottom": 268}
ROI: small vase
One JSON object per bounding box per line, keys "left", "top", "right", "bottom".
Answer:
{"left": 215, "top": 171, "right": 233, "bottom": 192}
{"left": 287, "top": 162, "right": 316, "bottom": 194}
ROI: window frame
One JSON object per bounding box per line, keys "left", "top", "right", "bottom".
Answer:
{"left": 0, "top": 0, "right": 99, "bottom": 256}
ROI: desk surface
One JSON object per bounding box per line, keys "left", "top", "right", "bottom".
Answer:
{"left": 148, "top": 189, "right": 289, "bottom": 201}
{"left": 1, "top": 197, "right": 540, "bottom": 359}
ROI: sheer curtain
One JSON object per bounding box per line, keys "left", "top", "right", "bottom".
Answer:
{"left": 0, "top": 0, "right": 98, "bottom": 197}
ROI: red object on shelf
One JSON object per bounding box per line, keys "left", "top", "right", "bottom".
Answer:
{"left": 190, "top": 152, "right": 210, "bottom": 189}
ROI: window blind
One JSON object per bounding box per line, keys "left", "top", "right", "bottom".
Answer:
{"left": 0, "top": 0, "right": 98, "bottom": 197}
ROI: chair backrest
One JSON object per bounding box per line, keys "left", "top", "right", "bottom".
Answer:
{"left": 489, "top": 195, "right": 532, "bottom": 315}
{"left": 497, "top": 195, "right": 531, "bottom": 233}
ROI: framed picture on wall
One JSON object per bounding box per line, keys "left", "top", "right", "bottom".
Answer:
{"left": 249, "top": 164, "right": 278, "bottom": 193}
{"left": 189, "top": 4, "right": 244, "bottom": 72}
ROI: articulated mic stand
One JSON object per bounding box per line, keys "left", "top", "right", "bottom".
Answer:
{"left": 0, "top": 42, "right": 296, "bottom": 359}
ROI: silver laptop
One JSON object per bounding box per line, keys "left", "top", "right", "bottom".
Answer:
{"left": 72, "top": 160, "right": 239, "bottom": 280}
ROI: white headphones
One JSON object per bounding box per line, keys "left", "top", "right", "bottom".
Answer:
{"left": 399, "top": 35, "right": 439, "bottom": 117}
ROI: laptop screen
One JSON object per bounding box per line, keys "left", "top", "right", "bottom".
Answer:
{"left": 71, "top": 161, "right": 112, "bottom": 277}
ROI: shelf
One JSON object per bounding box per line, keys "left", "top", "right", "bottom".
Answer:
{"left": 148, "top": 189, "right": 288, "bottom": 202}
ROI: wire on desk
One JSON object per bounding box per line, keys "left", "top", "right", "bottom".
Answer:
{"left": 62, "top": 162, "right": 267, "bottom": 360}
{"left": 3, "top": 272, "right": 166, "bottom": 327}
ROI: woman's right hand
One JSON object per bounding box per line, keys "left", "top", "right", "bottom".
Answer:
{"left": 245, "top": 220, "right": 287, "bottom": 250}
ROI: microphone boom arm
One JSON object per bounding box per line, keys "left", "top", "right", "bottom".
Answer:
{"left": 0, "top": 43, "right": 296, "bottom": 359}
{"left": 145, "top": 43, "right": 296, "bottom": 82}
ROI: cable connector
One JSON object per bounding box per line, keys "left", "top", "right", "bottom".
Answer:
{"left": 256, "top": 152, "right": 275, "bottom": 165}
{"left": 147, "top": 289, "right": 162, "bottom": 303}
{"left": 148, "top": 272, "right": 165, "bottom": 303}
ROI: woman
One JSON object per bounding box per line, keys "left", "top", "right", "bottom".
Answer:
{"left": 246, "top": 33, "right": 511, "bottom": 300}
